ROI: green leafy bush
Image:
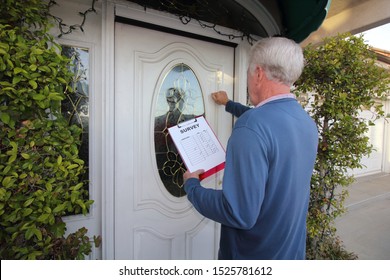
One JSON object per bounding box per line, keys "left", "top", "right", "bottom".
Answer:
{"left": 0, "top": 0, "right": 99, "bottom": 259}
{"left": 295, "top": 33, "right": 390, "bottom": 259}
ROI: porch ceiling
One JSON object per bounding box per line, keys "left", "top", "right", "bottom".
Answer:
{"left": 302, "top": 0, "right": 389, "bottom": 46}
{"left": 326, "top": 0, "right": 369, "bottom": 18}
{"left": 125, "top": 0, "right": 331, "bottom": 43}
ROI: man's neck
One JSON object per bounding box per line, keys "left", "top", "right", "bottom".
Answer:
{"left": 254, "top": 83, "right": 291, "bottom": 106}
{"left": 255, "top": 93, "right": 295, "bottom": 108}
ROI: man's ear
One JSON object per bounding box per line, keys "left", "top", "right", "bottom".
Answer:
{"left": 256, "top": 66, "right": 265, "bottom": 81}
{"left": 255, "top": 66, "right": 264, "bottom": 83}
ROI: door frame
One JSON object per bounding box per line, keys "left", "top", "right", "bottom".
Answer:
{"left": 101, "top": 1, "right": 252, "bottom": 259}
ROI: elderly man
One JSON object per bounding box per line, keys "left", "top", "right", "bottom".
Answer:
{"left": 183, "top": 37, "right": 318, "bottom": 260}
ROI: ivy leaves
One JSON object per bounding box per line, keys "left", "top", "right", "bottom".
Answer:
{"left": 0, "top": 5, "right": 94, "bottom": 258}
{"left": 0, "top": 25, "right": 69, "bottom": 121}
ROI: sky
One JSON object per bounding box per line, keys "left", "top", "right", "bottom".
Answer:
{"left": 360, "top": 23, "right": 390, "bottom": 51}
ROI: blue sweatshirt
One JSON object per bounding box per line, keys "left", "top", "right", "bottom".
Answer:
{"left": 184, "top": 98, "right": 318, "bottom": 259}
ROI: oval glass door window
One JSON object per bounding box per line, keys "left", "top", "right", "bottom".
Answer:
{"left": 154, "top": 63, "right": 205, "bottom": 197}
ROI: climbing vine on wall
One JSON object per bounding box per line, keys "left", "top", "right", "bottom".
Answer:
{"left": 0, "top": 0, "right": 100, "bottom": 259}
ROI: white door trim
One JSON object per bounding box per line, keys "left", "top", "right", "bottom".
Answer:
{"left": 101, "top": 0, "right": 253, "bottom": 259}
{"left": 101, "top": 0, "right": 116, "bottom": 260}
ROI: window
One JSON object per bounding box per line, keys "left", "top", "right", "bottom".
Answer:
{"left": 154, "top": 63, "right": 204, "bottom": 197}
{"left": 61, "top": 46, "right": 89, "bottom": 185}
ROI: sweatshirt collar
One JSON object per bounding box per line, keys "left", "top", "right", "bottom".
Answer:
{"left": 255, "top": 93, "right": 296, "bottom": 108}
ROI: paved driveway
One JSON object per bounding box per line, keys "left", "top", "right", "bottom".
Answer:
{"left": 335, "top": 173, "right": 390, "bottom": 259}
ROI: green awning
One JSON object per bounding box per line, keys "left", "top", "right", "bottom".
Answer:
{"left": 278, "top": 0, "right": 332, "bottom": 42}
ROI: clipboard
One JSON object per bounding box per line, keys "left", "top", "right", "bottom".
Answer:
{"left": 168, "top": 116, "right": 225, "bottom": 180}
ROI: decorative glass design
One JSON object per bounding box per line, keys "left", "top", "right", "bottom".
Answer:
{"left": 154, "top": 63, "right": 205, "bottom": 197}
{"left": 61, "top": 46, "right": 89, "bottom": 185}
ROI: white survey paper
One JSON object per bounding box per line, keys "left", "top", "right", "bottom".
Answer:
{"left": 168, "top": 116, "right": 225, "bottom": 179}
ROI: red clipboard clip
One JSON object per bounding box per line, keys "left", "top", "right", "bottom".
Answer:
{"left": 199, "top": 162, "right": 225, "bottom": 180}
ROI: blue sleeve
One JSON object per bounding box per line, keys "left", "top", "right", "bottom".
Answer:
{"left": 184, "top": 126, "right": 268, "bottom": 229}
{"left": 225, "top": 100, "right": 251, "bottom": 118}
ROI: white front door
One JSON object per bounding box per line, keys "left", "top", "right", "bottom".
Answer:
{"left": 114, "top": 22, "right": 235, "bottom": 259}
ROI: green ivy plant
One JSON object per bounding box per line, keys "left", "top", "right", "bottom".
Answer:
{"left": 294, "top": 33, "right": 390, "bottom": 259}
{"left": 0, "top": 0, "right": 100, "bottom": 259}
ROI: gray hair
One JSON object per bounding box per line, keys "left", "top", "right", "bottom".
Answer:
{"left": 248, "top": 37, "right": 304, "bottom": 86}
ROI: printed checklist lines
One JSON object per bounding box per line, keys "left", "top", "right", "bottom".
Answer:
{"left": 180, "top": 130, "right": 219, "bottom": 166}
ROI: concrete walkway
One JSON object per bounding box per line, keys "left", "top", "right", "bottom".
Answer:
{"left": 335, "top": 173, "right": 390, "bottom": 259}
